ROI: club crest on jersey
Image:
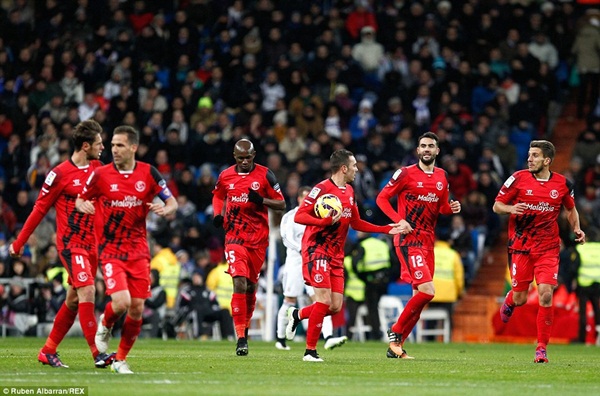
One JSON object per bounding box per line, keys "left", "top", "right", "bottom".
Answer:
{"left": 77, "top": 273, "right": 88, "bottom": 282}
{"left": 106, "top": 278, "right": 116, "bottom": 289}
{"left": 349, "top": 197, "right": 353, "bottom": 206}
{"left": 313, "top": 274, "right": 324, "bottom": 283}
{"left": 44, "top": 171, "right": 57, "bottom": 186}
{"left": 436, "top": 181, "right": 443, "bottom": 191}
{"left": 251, "top": 181, "right": 260, "bottom": 190}
{"left": 550, "top": 189, "right": 559, "bottom": 199}
{"left": 135, "top": 181, "right": 146, "bottom": 192}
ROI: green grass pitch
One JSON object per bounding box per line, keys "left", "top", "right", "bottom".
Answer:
{"left": 1, "top": 338, "right": 599, "bottom": 395}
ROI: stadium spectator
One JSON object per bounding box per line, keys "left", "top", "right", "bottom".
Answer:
{"left": 142, "top": 269, "right": 167, "bottom": 339}
{"left": 571, "top": 12, "right": 600, "bottom": 120}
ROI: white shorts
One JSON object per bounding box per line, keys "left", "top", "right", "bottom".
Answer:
{"left": 282, "top": 258, "right": 312, "bottom": 298}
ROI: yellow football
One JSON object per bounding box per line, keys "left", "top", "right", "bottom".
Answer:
{"left": 314, "top": 194, "right": 343, "bottom": 218}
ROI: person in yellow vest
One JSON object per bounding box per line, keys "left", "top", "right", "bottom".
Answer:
{"left": 206, "top": 260, "right": 234, "bottom": 315}
{"left": 575, "top": 240, "right": 600, "bottom": 343}
{"left": 430, "top": 228, "right": 464, "bottom": 334}
{"left": 150, "top": 241, "right": 181, "bottom": 309}
{"left": 350, "top": 231, "right": 392, "bottom": 340}
{"left": 343, "top": 247, "right": 365, "bottom": 341}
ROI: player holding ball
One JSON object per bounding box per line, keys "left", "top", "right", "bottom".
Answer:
{"left": 286, "top": 149, "right": 403, "bottom": 362}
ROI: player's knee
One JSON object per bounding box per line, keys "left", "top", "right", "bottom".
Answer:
{"left": 329, "top": 301, "right": 342, "bottom": 313}
{"left": 539, "top": 291, "right": 552, "bottom": 306}
{"left": 512, "top": 292, "right": 527, "bottom": 306}
{"left": 77, "top": 285, "right": 95, "bottom": 302}
{"left": 111, "top": 296, "right": 131, "bottom": 314}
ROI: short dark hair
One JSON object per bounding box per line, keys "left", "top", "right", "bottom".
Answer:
{"left": 298, "top": 185, "right": 312, "bottom": 196}
{"left": 113, "top": 125, "right": 139, "bottom": 145}
{"left": 330, "top": 149, "right": 354, "bottom": 173}
{"left": 72, "top": 120, "right": 102, "bottom": 150}
{"left": 530, "top": 140, "right": 555, "bottom": 161}
{"left": 417, "top": 131, "right": 439, "bottom": 146}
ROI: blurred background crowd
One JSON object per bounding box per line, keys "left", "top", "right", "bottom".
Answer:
{"left": 0, "top": 0, "right": 599, "bottom": 341}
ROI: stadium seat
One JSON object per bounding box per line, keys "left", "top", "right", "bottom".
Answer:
{"left": 415, "top": 307, "right": 451, "bottom": 343}
{"left": 377, "top": 295, "right": 414, "bottom": 343}
{"left": 349, "top": 303, "right": 372, "bottom": 342}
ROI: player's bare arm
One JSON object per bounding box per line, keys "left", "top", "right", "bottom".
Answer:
{"left": 75, "top": 196, "right": 95, "bottom": 214}
{"left": 565, "top": 206, "right": 585, "bottom": 244}
{"left": 262, "top": 196, "right": 286, "bottom": 211}
{"left": 147, "top": 196, "right": 178, "bottom": 217}
{"left": 493, "top": 201, "right": 527, "bottom": 215}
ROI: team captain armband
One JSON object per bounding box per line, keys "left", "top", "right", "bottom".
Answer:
{"left": 158, "top": 179, "right": 173, "bottom": 200}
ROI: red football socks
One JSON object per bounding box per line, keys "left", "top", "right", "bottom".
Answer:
{"left": 41, "top": 303, "right": 77, "bottom": 354}
{"left": 245, "top": 292, "right": 256, "bottom": 330}
{"left": 299, "top": 304, "right": 315, "bottom": 320}
{"left": 231, "top": 293, "right": 247, "bottom": 339}
{"left": 537, "top": 305, "right": 553, "bottom": 347}
{"left": 78, "top": 301, "right": 99, "bottom": 357}
{"left": 392, "top": 292, "right": 434, "bottom": 338}
{"left": 305, "top": 302, "right": 329, "bottom": 350}
{"left": 102, "top": 302, "right": 120, "bottom": 329}
{"left": 505, "top": 290, "right": 515, "bottom": 307}
{"left": 116, "top": 315, "right": 142, "bottom": 361}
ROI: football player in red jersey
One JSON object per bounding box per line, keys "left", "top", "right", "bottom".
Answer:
{"left": 212, "top": 139, "right": 286, "bottom": 356}
{"left": 376, "top": 131, "right": 461, "bottom": 359}
{"left": 9, "top": 120, "right": 114, "bottom": 368}
{"left": 494, "top": 140, "right": 585, "bottom": 363}
{"left": 285, "top": 149, "right": 402, "bottom": 362}
{"left": 76, "top": 125, "right": 178, "bottom": 374}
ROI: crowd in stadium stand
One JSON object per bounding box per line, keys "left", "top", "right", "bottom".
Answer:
{"left": 0, "top": 0, "right": 599, "bottom": 337}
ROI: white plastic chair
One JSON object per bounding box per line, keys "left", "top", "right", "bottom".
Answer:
{"left": 415, "top": 307, "right": 451, "bottom": 343}
{"left": 349, "top": 304, "right": 372, "bottom": 342}
{"left": 377, "top": 295, "right": 414, "bottom": 343}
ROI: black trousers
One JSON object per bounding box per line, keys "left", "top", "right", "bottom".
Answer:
{"left": 577, "top": 283, "right": 600, "bottom": 343}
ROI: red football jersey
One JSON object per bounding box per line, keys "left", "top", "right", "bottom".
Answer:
{"left": 79, "top": 161, "right": 171, "bottom": 261}
{"left": 296, "top": 179, "right": 391, "bottom": 266}
{"left": 212, "top": 164, "right": 284, "bottom": 248}
{"left": 13, "top": 159, "right": 103, "bottom": 253}
{"left": 377, "top": 164, "right": 453, "bottom": 249}
{"left": 495, "top": 169, "right": 575, "bottom": 253}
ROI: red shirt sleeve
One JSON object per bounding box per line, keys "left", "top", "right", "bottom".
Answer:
{"left": 376, "top": 169, "right": 405, "bottom": 223}
{"left": 212, "top": 174, "right": 226, "bottom": 217}
{"left": 294, "top": 199, "right": 333, "bottom": 226}
{"left": 350, "top": 203, "right": 392, "bottom": 233}
{"left": 13, "top": 169, "right": 63, "bottom": 252}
